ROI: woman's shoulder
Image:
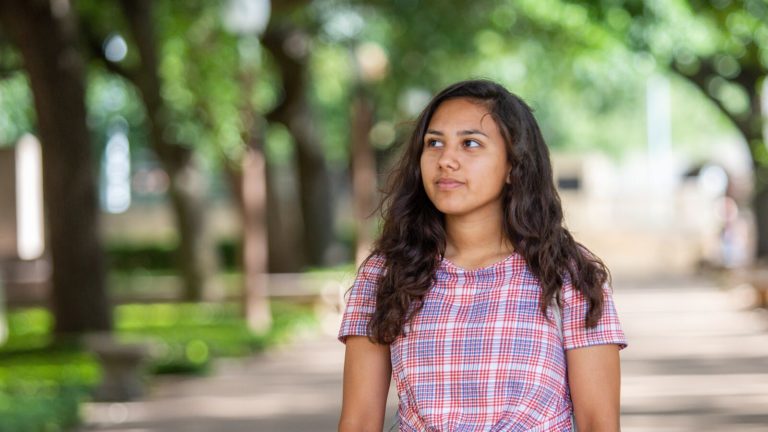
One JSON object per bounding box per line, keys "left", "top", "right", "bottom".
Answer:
{"left": 357, "top": 252, "right": 387, "bottom": 276}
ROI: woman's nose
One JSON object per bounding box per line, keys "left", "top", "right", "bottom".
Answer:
{"left": 437, "top": 145, "right": 459, "bottom": 170}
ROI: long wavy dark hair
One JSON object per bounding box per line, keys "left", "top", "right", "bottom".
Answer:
{"left": 365, "top": 79, "right": 611, "bottom": 344}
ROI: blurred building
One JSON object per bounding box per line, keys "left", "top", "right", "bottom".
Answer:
{"left": 552, "top": 146, "right": 755, "bottom": 280}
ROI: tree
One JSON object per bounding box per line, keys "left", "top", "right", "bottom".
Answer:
{"left": 171, "top": 0, "right": 275, "bottom": 331}
{"left": 262, "top": 4, "right": 337, "bottom": 269}
{"left": 80, "top": 0, "right": 220, "bottom": 301}
{"left": 0, "top": 0, "right": 111, "bottom": 335}
{"left": 572, "top": 0, "right": 768, "bottom": 259}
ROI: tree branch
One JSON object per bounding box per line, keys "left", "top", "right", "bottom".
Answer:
{"left": 671, "top": 57, "right": 753, "bottom": 140}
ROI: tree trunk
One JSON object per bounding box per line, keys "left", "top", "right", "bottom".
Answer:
{"left": 165, "top": 159, "right": 218, "bottom": 301}
{"left": 672, "top": 59, "right": 768, "bottom": 261}
{"left": 223, "top": 62, "right": 272, "bottom": 333}
{"left": 753, "top": 166, "right": 768, "bottom": 259}
{"left": 736, "top": 82, "right": 767, "bottom": 260}
{"left": 747, "top": 83, "right": 768, "bottom": 260}
{"left": 227, "top": 147, "right": 272, "bottom": 332}
{"left": 119, "top": 0, "right": 218, "bottom": 300}
{"left": 350, "top": 86, "right": 378, "bottom": 266}
{"left": 263, "top": 22, "right": 336, "bottom": 268}
{"left": 0, "top": 0, "right": 111, "bottom": 335}
{"left": 265, "top": 155, "right": 304, "bottom": 272}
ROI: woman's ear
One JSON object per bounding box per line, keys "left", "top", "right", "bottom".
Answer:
{"left": 505, "top": 169, "right": 512, "bottom": 184}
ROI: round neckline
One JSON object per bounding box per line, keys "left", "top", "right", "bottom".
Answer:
{"left": 440, "top": 252, "right": 518, "bottom": 274}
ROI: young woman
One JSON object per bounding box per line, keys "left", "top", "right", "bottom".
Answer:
{"left": 337, "top": 79, "right": 627, "bottom": 432}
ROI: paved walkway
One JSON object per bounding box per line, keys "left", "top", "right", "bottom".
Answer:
{"left": 616, "top": 276, "right": 768, "bottom": 431}
{"left": 81, "top": 275, "right": 768, "bottom": 432}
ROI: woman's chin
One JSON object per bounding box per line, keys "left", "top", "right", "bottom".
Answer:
{"left": 433, "top": 204, "right": 470, "bottom": 217}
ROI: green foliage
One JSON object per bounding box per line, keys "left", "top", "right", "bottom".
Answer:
{"left": 117, "top": 301, "right": 317, "bottom": 374}
{"left": 77, "top": 0, "right": 284, "bottom": 171}
{"left": 307, "top": 40, "right": 354, "bottom": 166}
{"left": 572, "top": 0, "right": 766, "bottom": 136}
{"left": 152, "top": 0, "right": 281, "bottom": 166}
{"left": 0, "top": 343, "right": 100, "bottom": 432}
{"left": 265, "top": 122, "right": 297, "bottom": 167}
{"left": 107, "top": 240, "right": 240, "bottom": 272}
{"left": 2, "top": 309, "right": 52, "bottom": 352}
{"left": 0, "top": 382, "right": 90, "bottom": 432}
{"left": 62, "top": 0, "right": 757, "bottom": 205}
{"left": 0, "top": 301, "right": 317, "bottom": 431}
{"left": 314, "top": 0, "right": 658, "bottom": 159}
{"left": 0, "top": 72, "right": 34, "bottom": 146}
{"left": 106, "top": 242, "right": 177, "bottom": 271}
{"left": 328, "top": 0, "right": 756, "bottom": 166}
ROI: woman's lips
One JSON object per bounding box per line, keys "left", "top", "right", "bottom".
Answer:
{"left": 436, "top": 179, "right": 464, "bottom": 190}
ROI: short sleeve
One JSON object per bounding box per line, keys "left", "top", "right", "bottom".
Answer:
{"left": 337, "top": 254, "right": 386, "bottom": 344}
{"left": 561, "top": 274, "right": 628, "bottom": 351}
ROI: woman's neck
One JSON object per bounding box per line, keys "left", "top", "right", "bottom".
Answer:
{"left": 443, "top": 212, "right": 514, "bottom": 266}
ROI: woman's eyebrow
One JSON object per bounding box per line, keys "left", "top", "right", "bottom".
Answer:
{"left": 458, "top": 129, "right": 488, "bottom": 137}
{"left": 425, "top": 129, "right": 488, "bottom": 137}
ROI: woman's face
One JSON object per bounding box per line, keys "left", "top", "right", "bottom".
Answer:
{"left": 420, "top": 97, "right": 511, "bottom": 219}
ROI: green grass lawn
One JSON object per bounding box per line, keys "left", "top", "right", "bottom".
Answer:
{"left": 0, "top": 301, "right": 317, "bottom": 432}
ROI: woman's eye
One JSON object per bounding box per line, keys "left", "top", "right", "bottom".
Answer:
{"left": 425, "top": 139, "right": 442, "bottom": 147}
{"left": 464, "top": 139, "right": 481, "bottom": 148}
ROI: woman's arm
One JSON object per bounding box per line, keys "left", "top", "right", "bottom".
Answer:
{"left": 338, "top": 335, "right": 392, "bottom": 432}
{"left": 566, "top": 344, "right": 622, "bottom": 432}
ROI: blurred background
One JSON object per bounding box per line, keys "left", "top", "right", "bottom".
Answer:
{"left": 0, "top": 0, "right": 766, "bottom": 431}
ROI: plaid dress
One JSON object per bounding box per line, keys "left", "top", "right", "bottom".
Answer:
{"left": 338, "top": 253, "right": 627, "bottom": 431}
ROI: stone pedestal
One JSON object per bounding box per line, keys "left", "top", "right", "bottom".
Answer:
{"left": 86, "top": 333, "right": 150, "bottom": 401}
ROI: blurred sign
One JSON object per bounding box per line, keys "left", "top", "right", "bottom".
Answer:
{"left": 0, "top": 134, "right": 45, "bottom": 261}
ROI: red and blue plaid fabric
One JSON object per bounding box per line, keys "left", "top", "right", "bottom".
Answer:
{"left": 339, "top": 252, "right": 627, "bottom": 431}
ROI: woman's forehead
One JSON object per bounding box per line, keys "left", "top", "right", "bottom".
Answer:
{"left": 427, "top": 98, "right": 498, "bottom": 133}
